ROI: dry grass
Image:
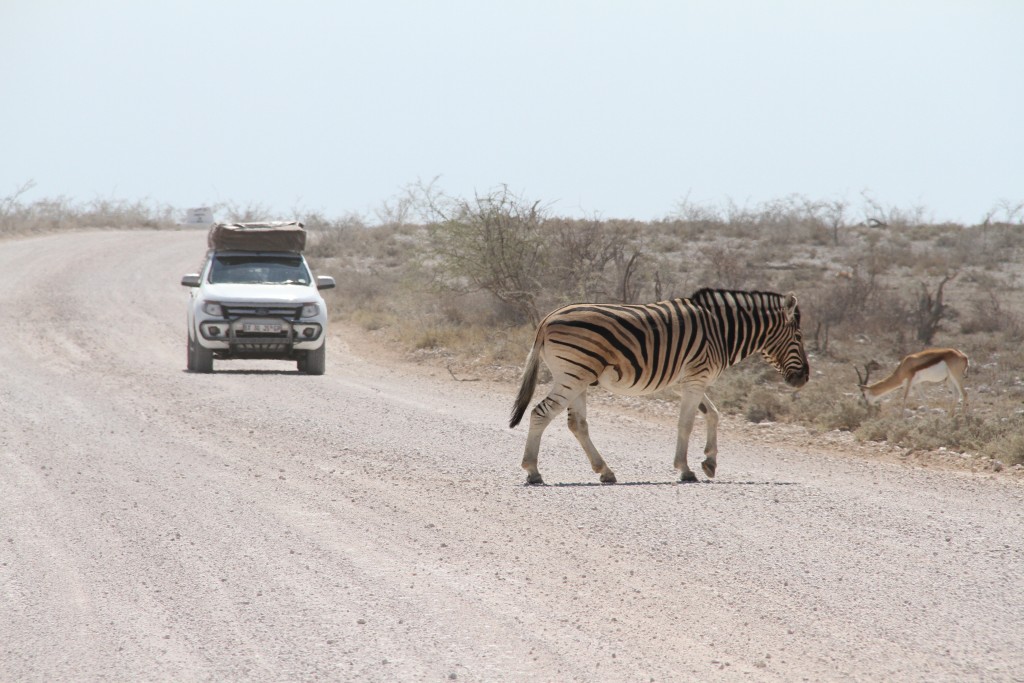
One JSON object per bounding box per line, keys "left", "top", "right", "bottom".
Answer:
{"left": 304, "top": 196, "right": 1024, "bottom": 469}
{"left": 1, "top": 195, "right": 178, "bottom": 236}
{"left": 6, "top": 184, "right": 1024, "bottom": 468}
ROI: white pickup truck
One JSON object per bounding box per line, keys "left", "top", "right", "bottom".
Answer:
{"left": 180, "top": 222, "right": 335, "bottom": 374}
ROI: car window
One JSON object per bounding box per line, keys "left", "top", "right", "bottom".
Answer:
{"left": 209, "top": 255, "right": 311, "bottom": 285}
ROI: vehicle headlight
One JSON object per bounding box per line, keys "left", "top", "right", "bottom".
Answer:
{"left": 300, "top": 303, "right": 320, "bottom": 318}
{"left": 202, "top": 302, "right": 224, "bottom": 316}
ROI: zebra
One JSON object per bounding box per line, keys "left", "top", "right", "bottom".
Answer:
{"left": 509, "top": 288, "right": 810, "bottom": 484}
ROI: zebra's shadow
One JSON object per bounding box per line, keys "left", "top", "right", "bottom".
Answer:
{"left": 527, "top": 480, "right": 799, "bottom": 488}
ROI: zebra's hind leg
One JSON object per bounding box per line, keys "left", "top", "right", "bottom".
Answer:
{"left": 699, "top": 394, "right": 720, "bottom": 479}
{"left": 567, "top": 391, "right": 616, "bottom": 483}
{"left": 521, "top": 388, "right": 581, "bottom": 485}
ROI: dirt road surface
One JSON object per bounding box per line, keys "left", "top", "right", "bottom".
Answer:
{"left": 2, "top": 229, "right": 1023, "bottom": 682}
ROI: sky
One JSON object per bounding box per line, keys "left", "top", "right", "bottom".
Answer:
{"left": 2, "top": 1, "right": 1022, "bottom": 225}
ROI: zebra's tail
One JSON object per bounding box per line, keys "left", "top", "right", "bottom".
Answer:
{"left": 509, "top": 337, "right": 542, "bottom": 429}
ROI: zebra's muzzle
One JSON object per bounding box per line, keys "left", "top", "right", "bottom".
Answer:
{"left": 786, "top": 365, "right": 810, "bottom": 388}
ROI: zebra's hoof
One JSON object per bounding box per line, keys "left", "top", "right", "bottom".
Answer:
{"left": 526, "top": 472, "right": 544, "bottom": 485}
{"left": 600, "top": 471, "right": 617, "bottom": 484}
{"left": 702, "top": 459, "right": 717, "bottom": 479}
{"left": 680, "top": 470, "right": 698, "bottom": 483}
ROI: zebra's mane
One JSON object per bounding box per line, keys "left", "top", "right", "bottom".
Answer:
{"left": 688, "top": 288, "right": 786, "bottom": 311}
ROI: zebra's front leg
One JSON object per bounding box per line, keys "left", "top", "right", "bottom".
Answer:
{"left": 674, "top": 389, "right": 705, "bottom": 482}
{"left": 521, "top": 392, "right": 573, "bottom": 485}
{"left": 567, "top": 391, "right": 616, "bottom": 483}
{"left": 699, "top": 394, "right": 720, "bottom": 479}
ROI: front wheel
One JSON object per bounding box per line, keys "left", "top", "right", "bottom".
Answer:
{"left": 301, "top": 344, "right": 326, "bottom": 375}
{"left": 187, "top": 334, "right": 214, "bottom": 373}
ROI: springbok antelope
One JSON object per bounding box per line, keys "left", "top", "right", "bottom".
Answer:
{"left": 857, "top": 348, "right": 969, "bottom": 416}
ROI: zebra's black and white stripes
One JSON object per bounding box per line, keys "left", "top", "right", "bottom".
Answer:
{"left": 510, "top": 288, "right": 809, "bottom": 484}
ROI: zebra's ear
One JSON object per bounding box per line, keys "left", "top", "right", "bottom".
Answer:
{"left": 783, "top": 292, "right": 799, "bottom": 322}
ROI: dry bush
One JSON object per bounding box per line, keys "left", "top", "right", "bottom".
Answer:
{"left": 959, "top": 291, "right": 1021, "bottom": 336}
{"left": 303, "top": 214, "right": 364, "bottom": 258}
{"left": 817, "top": 398, "right": 872, "bottom": 433}
{"left": 911, "top": 274, "right": 957, "bottom": 345}
{"left": 217, "top": 201, "right": 279, "bottom": 223}
{"left": 986, "top": 430, "right": 1024, "bottom": 467}
{"left": 18, "top": 181, "right": 1023, "bottom": 469}
{"left": 701, "top": 362, "right": 781, "bottom": 416}
{"left": 686, "top": 195, "right": 832, "bottom": 245}
{"left": 309, "top": 189, "right": 1024, "bottom": 469}
{"left": 546, "top": 218, "right": 649, "bottom": 304}
{"left": 667, "top": 199, "right": 726, "bottom": 242}
{"left": 744, "top": 387, "right": 789, "bottom": 423}
{"left": 855, "top": 413, "right": 1002, "bottom": 458}
{"left": 696, "top": 243, "right": 750, "bottom": 289}
{"left": 424, "top": 188, "right": 664, "bottom": 324}
{"left": 1, "top": 181, "right": 177, "bottom": 235}
{"left": 804, "top": 269, "right": 875, "bottom": 354}
{"left": 425, "top": 186, "right": 548, "bottom": 325}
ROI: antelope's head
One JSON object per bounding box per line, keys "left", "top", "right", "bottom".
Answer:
{"left": 855, "top": 360, "right": 883, "bottom": 405}
{"left": 857, "top": 385, "right": 880, "bottom": 406}
{"left": 762, "top": 292, "right": 810, "bottom": 388}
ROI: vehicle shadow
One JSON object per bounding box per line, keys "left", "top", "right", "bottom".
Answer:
{"left": 179, "top": 369, "right": 306, "bottom": 376}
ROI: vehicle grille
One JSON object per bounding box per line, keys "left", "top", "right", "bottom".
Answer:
{"left": 223, "top": 304, "right": 302, "bottom": 319}
{"left": 234, "top": 342, "right": 290, "bottom": 352}
{"left": 234, "top": 329, "right": 290, "bottom": 339}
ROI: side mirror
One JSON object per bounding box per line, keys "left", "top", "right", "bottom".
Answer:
{"left": 181, "top": 274, "right": 201, "bottom": 287}
{"left": 316, "top": 275, "right": 336, "bottom": 290}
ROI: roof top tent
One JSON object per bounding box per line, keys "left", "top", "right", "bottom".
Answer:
{"left": 207, "top": 221, "right": 307, "bottom": 252}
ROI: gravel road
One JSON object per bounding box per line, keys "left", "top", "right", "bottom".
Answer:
{"left": 1, "top": 229, "right": 1023, "bottom": 682}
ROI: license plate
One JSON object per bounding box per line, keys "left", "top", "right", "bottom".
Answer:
{"left": 243, "top": 322, "right": 283, "bottom": 333}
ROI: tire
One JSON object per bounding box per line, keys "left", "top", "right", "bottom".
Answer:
{"left": 187, "top": 334, "right": 214, "bottom": 373}
{"left": 302, "top": 344, "right": 326, "bottom": 375}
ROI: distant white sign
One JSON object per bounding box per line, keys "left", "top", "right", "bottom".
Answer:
{"left": 184, "top": 207, "right": 215, "bottom": 225}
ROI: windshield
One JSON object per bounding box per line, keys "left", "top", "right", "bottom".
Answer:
{"left": 208, "top": 254, "right": 311, "bottom": 285}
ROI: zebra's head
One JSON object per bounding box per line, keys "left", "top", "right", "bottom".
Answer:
{"left": 762, "top": 292, "right": 810, "bottom": 388}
